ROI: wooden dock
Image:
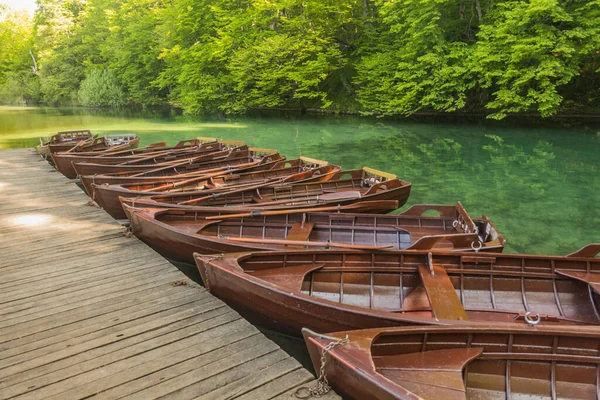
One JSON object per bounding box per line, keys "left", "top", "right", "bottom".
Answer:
{"left": 0, "top": 149, "right": 338, "bottom": 400}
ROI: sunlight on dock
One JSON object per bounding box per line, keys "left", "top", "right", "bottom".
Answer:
{"left": 0, "top": 148, "right": 337, "bottom": 400}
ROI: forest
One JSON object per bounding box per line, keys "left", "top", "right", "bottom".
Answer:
{"left": 0, "top": 0, "right": 598, "bottom": 119}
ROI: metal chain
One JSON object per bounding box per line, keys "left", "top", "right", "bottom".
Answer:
{"left": 295, "top": 335, "right": 349, "bottom": 399}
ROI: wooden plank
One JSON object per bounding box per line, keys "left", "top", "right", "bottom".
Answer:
{"left": 285, "top": 221, "right": 315, "bottom": 242}
{"left": 201, "top": 357, "right": 303, "bottom": 400}
{"left": 0, "top": 296, "right": 220, "bottom": 368}
{"left": 0, "top": 288, "right": 211, "bottom": 361}
{"left": 47, "top": 328, "right": 264, "bottom": 400}
{"left": 124, "top": 345, "right": 285, "bottom": 400}
{"left": 0, "top": 149, "right": 337, "bottom": 400}
{"left": 0, "top": 311, "right": 241, "bottom": 395}
{"left": 235, "top": 368, "right": 315, "bottom": 400}
{"left": 418, "top": 264, "right": 468, "bottom": 321}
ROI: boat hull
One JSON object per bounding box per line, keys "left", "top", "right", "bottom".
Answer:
{"left": 128, "top": 205, "right": 504, "bottom": 263}
{"left": 196, "top": 255, "right": 452, "bottom": 337}
{"left": 195, "top": 247, "right": 600, "bottom": 336}
{"left": 303, "top": 325, "right": 600, "bottom": 400}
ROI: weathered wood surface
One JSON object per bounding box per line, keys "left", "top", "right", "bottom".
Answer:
{"left": 0, "top": 149, "right": 338, "bottom": 400}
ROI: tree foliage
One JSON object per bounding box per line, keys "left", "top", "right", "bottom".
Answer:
{"left": 78, "top": 68, "right": 126, "bottom": 107}
{"left": 0, "top": 0, "right": 598, "bottom": 117}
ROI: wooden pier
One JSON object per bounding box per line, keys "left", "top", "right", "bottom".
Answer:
{"left": 0, "top": 149, "right": 338, "bottom": 400}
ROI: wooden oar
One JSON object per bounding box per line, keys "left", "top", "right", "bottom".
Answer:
{"left": 176, "top": 179, "right": 288, "bottom": 205}
{"left": 126, "top": 152, "right": 231, "bottom": 177}
{"left": 94, "top": 141, "right": 167, "bottom": 157}
{"left": 143, "top": 161, "right": 262, "bottom": 192}
{"left": 203, "top": 200, "right": 400, "bottom": 220}
{"left": 65, "top": 135, "right": 99, "bottom": 153}
{"left": 232, "top": 191, "right": 362, "bottom": 208}
{"left": 217, "top": 235, "right": 395, "bottom": 250}
{"left": 114, "top": 146, "right": 207, "bottom": 166}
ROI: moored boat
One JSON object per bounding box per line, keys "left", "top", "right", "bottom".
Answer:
{"left": 127, "top": 202, "right": 504, "bottom": 263}
{"left": 51, "top": 138, "right": 224, "bottom": 178}
{"left": 122, "top": 168, "right": 412, "bottom": 211}
{"left": 79, "top": 148, "right": 286, "bottom": 197}
{"left": 93, "top": 157, "right": 339, "bottom": 219}
{"left": 36, "top": 129, "right": 94, "bottom": 157}
{"left": 302, "top": 324, "right": 600, "bottom": 400}
{"left": 194, "top": 244, "right": 600, "bottom": 336}
{"left": 71, "top": 145, "right": 249, "bottom": 178}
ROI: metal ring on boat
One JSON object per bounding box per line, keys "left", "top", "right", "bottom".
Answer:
{"left": 524, "top": 312, "right": 541, "bottom": 326}
{"left": 452, "top": 220, "right": 459, "bottom": 228}
{"left": 471, "top": 240, "right": 482, "bottom": 252}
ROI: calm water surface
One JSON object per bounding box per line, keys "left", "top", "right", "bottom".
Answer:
{"left": 1, "top": 106, "right": 598, "bottom": 255}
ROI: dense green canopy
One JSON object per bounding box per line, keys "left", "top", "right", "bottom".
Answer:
{"left": 0, "top": 0, "right": 598, "bottom": 118}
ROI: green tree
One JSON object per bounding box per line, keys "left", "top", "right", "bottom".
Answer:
{"left": 472, "top": 0, "right": 600, "bottom": 118}
{"left": 354, "top": 0, "right": 479, "bottom": 116}
{"left": 78, "top": 68, "right": 126, "bottom": 107}
{"left": 0, "top": 5, "right": 37, "bottom": 103}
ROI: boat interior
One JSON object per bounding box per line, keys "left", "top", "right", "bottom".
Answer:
{"left": 148, "top": 168, "right": 408, "bottom": 206}
{"left": 118, "top": 159, "right": 339, "bottom": 193}
{"left": 236, "top": 251, "right": 600, "bottom": 325}
{"left": 151, "top": 203, "right": 502, "bottom": 251}
{"left": 366, "top": 327, "right": 600, "bottom": 399}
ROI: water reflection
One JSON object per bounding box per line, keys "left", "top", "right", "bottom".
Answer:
{"left": 1, "top": 106, "right": 598, "bottom": 255}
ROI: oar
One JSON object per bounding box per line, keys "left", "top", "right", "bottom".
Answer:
{"left": 94, "top": 141, "right": 168, "bottom": 157}
{"left": 202, "top": 200, "right": 400, "bottom": 220}
{"left": 217, "top": 235, "right": 395, "bottom": 250}
{"left": 65, "top": 135, "right": 99, "bottom": 153}
{"left": 176, "top": 179, "right": 286, "bottom": 205}
{"left": 126, "top": 152, "right": 233, "bottom": 177}
{"left": 232, "top": 190, "right": 362, "bottom": 208}
{"left": 143, "top": 161, "right": 262, "bottom": 192}
{"left": 114, "top": 146, "right": 209, "bottom": 166}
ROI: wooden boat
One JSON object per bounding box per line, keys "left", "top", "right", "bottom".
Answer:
{"left": 194, "top": 244, "right": 600, "bottom": 336}
{"left": 121, "top": 168, "right": 412, "bottom": 211}
{"left": 51, "top": 138, "right": 225, "bottom": 178}
{"left": 36, "top": 129, "right": 94, "bottom": 157}
{"left": 79, "top": 149, "right": 287, "bottom": 197}
{"left": 127, "top": 202, "right": 504, "bottom": 264}
{"left": 302, "top": 324, "right": 600, "bottom": 400}
{"left": 74, "top": 147, "right": 282, "bottom": 185}
{"left": 92, "top": 158, "right": 340, "bottom": 219}
{"left": 70, "top": 145, "right": 247, "bottom": 178}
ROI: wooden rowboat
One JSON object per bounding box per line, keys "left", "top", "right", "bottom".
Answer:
{"left": 122, "top": 168, "right": 412, "bottom": 211}
{"left": 127, "top": 202, "right": 504, "bottom": 264}
{"left": 51, "top": 138, "right": 223, "bottom": 178}
{"left": 79, "top": 149, "right": 287, "bottom": 197}
{"left": 93, "top": 158, "right": 339, "bottom": 219}
{"left": 302, "top": 324, "right": 600, "bottom": 400}
{"left": 36, "top": 129, "right": 94, "bottom": 157}
{"left": 194, "top": 245, "right": 600, "bottom": 336}
{"left": 70, "top": 145, "right": 249, "bottom": 178}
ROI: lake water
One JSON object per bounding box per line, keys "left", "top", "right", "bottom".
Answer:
{"left": 1, "top": 105, "right": 598, "bottom": 255}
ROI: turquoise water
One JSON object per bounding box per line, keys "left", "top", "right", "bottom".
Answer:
{"left": 1, "top": 106, "right": 598, "bottom": 255}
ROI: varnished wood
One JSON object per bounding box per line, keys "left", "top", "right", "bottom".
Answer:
{"left": 303, "top": 325, "right": 600, "bottom": 400}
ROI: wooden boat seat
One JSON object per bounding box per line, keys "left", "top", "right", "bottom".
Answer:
{"left": 555, "top": 270, "right": 600, "bottom": 296}
{"left": 250, "top": 264, "right": 325, "bottom": 291}
{"left": 283, "top": 221, "right": 316, "bottom": 249}
{"left": 418, "top": 264, "right": 468, "bottom": 321}
{"left": 376, "top": 347, "right": 483, "bottom": 400}
{"left": 318, "top": 191, "right": 362, "bottom": 202}
{"left": 285, "top": 222, "right": 315, "bottom": 242}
